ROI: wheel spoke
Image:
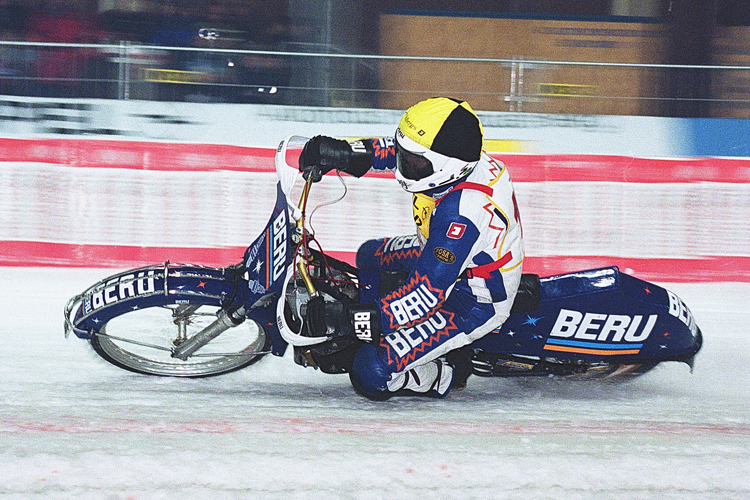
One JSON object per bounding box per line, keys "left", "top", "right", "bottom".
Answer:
{"left": 94, "top": 331, "right": 173, "bottom": 352}
{"left": 90, "top": 304, "right": 268, "bottom": 377}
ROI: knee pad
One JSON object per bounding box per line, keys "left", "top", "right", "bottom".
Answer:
{"left": 349, "top": 343, "right": 393, "bottom": 401}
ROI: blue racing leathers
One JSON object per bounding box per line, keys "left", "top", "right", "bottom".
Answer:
{"left": 351, "top": 137, "right": 525, "bottom": 396}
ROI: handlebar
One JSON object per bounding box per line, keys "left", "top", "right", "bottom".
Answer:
{"left": 275, "top": 135, "right": 318, "bottom": 296}
{"left": 295, "top": 177, "right": 317, "bottom": 296}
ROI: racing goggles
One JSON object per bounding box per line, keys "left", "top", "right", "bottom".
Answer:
{"left": 395, "top": 131, "right": 451, "bottom": 181}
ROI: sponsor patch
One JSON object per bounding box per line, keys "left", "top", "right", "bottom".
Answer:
{"left": 381, "top": 272, "right": 445, "bottom": 330}
{"left": 374, "top": 235, "right": 421, "bottom": 266}
{"left": 384, "top": 310, "right": 458, "bottom": 371}
{"left": 447, "top": 222, "right": 466, "bottom": 239}
{"left": 433, "top": 247, "right": 456, "bottom": 264}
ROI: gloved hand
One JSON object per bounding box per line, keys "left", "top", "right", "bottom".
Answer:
{"left": 303, "top": 296, "right": 380, "bottom": 344}
{"left": 298, "top": 135, "right": 373, "bottom": 182}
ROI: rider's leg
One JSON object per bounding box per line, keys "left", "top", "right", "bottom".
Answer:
{"left": 356, "top": 236, "right": 421, "bottom": 303}
{"left": 348, "top": 292, "right": 498, "bottom": 400}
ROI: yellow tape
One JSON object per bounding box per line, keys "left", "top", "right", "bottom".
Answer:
{"left": 538, "top": 83, "right": 594, "bottom": 97}
{"left": 142, "top": 68, "right": 210, "bottom": 84}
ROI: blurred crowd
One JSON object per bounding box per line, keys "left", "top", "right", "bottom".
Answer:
{"left": 0, "top": 0, "right": 290, "bottom": 46}
{"left": 0, "top": 0, "right": 296, "bottom": 102}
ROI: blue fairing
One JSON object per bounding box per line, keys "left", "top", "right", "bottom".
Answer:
{"left": 469, "top": 267, "right": 701, "bottom": 362}
{"left": 72, "top": 182, "right": 293, "bottom": 359}
{"left": 242, "top": 182, "right": 292, "bottom": 356}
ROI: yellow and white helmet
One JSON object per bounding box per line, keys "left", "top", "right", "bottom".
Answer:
{"left": 395, "top": 97, "right": 484, "bottom": 193}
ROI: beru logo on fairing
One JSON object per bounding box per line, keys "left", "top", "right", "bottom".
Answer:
{"left": 550, "top": 309, "right": 658, "bottom": 343}
{"left": 667, "top": 290, "right": 698, "bottom": 335}
{"left": 271, "top": 211, "right": 287, "bottom": 284}
{"left": 543, "top": 308, "right": 658, "bottom": 356}
{"left": 83, "top": 270, "right": 156, "bottom": 314}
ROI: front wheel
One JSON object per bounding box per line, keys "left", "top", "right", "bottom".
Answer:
{"left": 89, "top": 303, "right": 269, "bottom": 377}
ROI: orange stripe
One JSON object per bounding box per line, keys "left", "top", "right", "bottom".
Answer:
{"left": 543, "top": 345, "right": 641, "bottom": 356}
{"left": 265, "top": 228, "right": 271, "bottom": 288}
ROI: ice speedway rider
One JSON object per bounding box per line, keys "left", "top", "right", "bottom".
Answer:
{"left": 299, "top": 97, "right": 524, "bottom": 399}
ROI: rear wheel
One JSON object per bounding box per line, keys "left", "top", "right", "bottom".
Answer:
{"left": 89, "top": 303, "right": 269, "bottom": 377}
{"left": 471, "top": 351, "right": 660, "bottom": 380}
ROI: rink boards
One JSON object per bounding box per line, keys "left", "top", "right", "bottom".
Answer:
{"left": 1, "top": 138, "right": 749, "bottom": 282}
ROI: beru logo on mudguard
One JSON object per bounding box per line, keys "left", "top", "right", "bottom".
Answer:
{"left": 550, "top": 309, "right": 657, "bottom": 343}
{"left": 83, "top": 270, "right": 156, "bottom": 314}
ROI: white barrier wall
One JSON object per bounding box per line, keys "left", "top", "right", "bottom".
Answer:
{"left": 0, "top": 95, "right": 690, "bottom": 155}
{"left": 1, "top": 97, "right": 749, "bottom": 282}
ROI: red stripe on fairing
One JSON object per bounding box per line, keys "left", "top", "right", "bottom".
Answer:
{"left": 2, "top": 241, "right": 749, "bottom": 282}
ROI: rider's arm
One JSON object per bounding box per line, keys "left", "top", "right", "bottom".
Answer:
{"left": 376, "top": 190, "right": 484, "bottom": 335}
{"left": 300, "top": 136, "right": 396, "bottom": 180}
{"left": 366, "top": 137, "right": 396, "bottom": 172}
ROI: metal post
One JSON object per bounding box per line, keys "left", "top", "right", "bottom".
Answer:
{"left": 508, "top": 57, "right": 518, "bottom": 112}
{"left": 117, "top": 41, "right": 131, "bottom": 100}
{"left": 518, "top": 59, "right": 524, "bottom": 112}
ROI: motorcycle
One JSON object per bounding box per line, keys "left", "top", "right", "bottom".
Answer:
{"left": 64, "top": 136, "right": 702, "bottom": 385}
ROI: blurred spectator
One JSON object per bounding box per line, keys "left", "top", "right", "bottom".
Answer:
{"left": 26, "top": 0, "right": 100, "bottom": 97}
{"left": 0, "top": 0, "right": 31, "bottom": 38}
{"left": 0, "top": 0, "right": 33, "bottom": 95}
{"left": 1, "top": 0, "right": 293, "bottom": 103}
{"left": 239, "top": 13, "right": 293, "bottom": 103}
{"left": 147, "top": 1, "right": 202, "bottom": 100}
{"left": 98, "top": 0, "right": 160, "bottom": 43}
{"left": 150, "top": 1, "right": 199, "bottom": 47}
{"left": 183, "top": 2, "right": 246, "bottom": 102}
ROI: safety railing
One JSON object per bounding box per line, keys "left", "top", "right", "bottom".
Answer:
{"left": 2, "top": 40, "right": 750, "bottom": 117}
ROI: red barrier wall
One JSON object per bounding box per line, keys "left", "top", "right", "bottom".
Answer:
{"left": 2, "top": 138, "right": 748, "bottom": 282}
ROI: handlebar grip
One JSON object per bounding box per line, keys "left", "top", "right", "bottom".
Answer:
{"left": 303, "top": 165, "right": 324, "bottom": 183}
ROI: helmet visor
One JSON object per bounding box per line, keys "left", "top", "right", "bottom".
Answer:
{"left": 396, "top": 141, "right": 434, "bottom": 181}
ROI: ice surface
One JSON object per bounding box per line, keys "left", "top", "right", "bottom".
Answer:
{"left": 1, "top": 268, "right": 749, "bottom": 499}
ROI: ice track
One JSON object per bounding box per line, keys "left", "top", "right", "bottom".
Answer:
{"left": 1, "top": 268, "right": 749, "bottom": 499}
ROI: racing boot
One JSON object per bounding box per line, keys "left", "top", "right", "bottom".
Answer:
{"left": 386, "top": 359, "right": 454, "bottom": 398}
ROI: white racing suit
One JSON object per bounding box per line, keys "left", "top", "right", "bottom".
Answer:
{"left": 351, "top": 137, "right": 525, "bottom": 397}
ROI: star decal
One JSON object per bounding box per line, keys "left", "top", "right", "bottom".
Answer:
{"left": 507, "top": 330, "right": 515, "bottom": 337}
{"left": 131, "top": 305, "right": 139, "bottom": 310}
{"left": 198, "top": 281, "right": 207, "bottom": 288}
{"left": 522, "top": 315, "right": 542, "bottom": 326}
{"left": 253, "top": 261, "right": 263, "bottom": 274}
{"left": 644, "top": 287, "right": 652, "bottom": 294}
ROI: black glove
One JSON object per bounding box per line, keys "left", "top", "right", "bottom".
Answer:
{"left": 303, "top": 296, "right": 381, "bottom": 344}
{"left": 298, "top": 135, "right": 374, "bottom": 182}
